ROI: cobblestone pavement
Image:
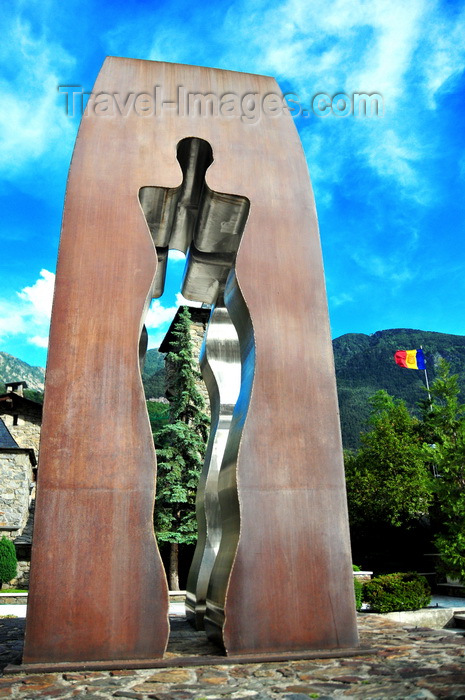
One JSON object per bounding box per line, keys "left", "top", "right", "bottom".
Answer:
{"left": 1, "top": 614, "right": 465, "bottom": 699}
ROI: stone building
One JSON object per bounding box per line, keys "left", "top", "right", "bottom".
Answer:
{"left": 0, "top": 382, "right": 42, "bottom": 458}
{"left": 0, "top": 419, "right": 36, "bottom": 587}
{"left": 0, "top": 382, "right": 42, "bottom": 587}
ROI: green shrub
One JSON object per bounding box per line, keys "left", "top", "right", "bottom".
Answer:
{"left": 353, "top": 564, "right": 363, "bottom": 611}
{"left": 354, "top": 577, "right": 363, "bottom": 610}
{"left": 0, "top": 537, "right": 17, "bottom": 587}
{"left": 363, "top": 572, "right": 431, "bottom": 613}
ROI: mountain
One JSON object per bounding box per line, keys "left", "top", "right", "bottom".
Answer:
{"left": 142, "top": 349, "right": 166, "bottom": 399}
{"left": 3, "top": 328, "right": 464, "bottom": 449}
{"left": 0, "top": 349, "right": 165, "bottom": 398}
{"left": 334, "top": 329, "right": 465, "bottom": 449}
{"left": 0, "top": 352, "right": 45, "bottom": 392}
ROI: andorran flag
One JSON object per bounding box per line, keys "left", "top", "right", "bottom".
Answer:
{"left": 394, "top": 348, "right": 426, "bottom": 370}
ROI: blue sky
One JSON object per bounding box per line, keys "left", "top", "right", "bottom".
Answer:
{"left": 1, "top": 0, "right": 464, "bottom": 369}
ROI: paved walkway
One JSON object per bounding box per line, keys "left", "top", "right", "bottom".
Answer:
{"left": 4, "top": 597, "right": 462, "bottom": 619}
{"left": 1, "top": 612, "right": 465, "bottom": 698}
{"left": 0, "top": 602, "right": 188, "bottom": 619}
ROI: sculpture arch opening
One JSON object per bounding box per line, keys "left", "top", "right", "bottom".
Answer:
{"left": 139, "top": 136, "right": 250, "bottom": 635}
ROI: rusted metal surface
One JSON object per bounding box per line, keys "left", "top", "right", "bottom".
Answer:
{"left": 24, "top": 57, "right": 358, "bottom": 664}
{"left": 7, "top": 646, "right": 376, "bottom": 675}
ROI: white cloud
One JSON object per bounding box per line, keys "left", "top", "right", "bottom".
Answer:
{"left": 144, "top": 293, "right": 202, "bottom": 331}
{"left": 28, "top": 335, "right": 49, "bottom": 348}
{"left": 100, "top": 0, "right": 464, "bottom": 208}
{"left": 0, "top": 268, "right": 204, "bottom": 356}
{"left": 344, "top": 0, "right": 428, "bottom": 102}
{"left": 17, "top": 269, "right": 55, "bottom": 318}
{"left": 144, "top": 299, "right": 179, "bottom": 329}
{"left": 362, "top": 129, "right": 430, "bottom": 201}
{"left": 0, "top": 270, "right": 54, "bottom": 348}
{"left": 168, "top": 250, "right": 186, "bottom": 262}
{"left": 219, "top": 0, "right": 428, "bottom": 100}
{"left": 144, "top": 291, "right": 203, "bottom": 352}
{"left": 421, "top": 5, "right": 465, "bottom": 104}
{"left": 217, "top": 0, "right": 461, "bottom": 202}
{"left": 0, "top": 15, "right": 76, "bottom": 179}
{"left": 175, "top": 293, "right": 203, "bottom": 308}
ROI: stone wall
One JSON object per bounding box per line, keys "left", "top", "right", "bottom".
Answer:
{"left": 0, "top": 449, "right": 35, "bottom": 588}
{"left": 189, "top": 318, "right": 210, "bottom": 410}
{"left": 0, "top": 451, "right": 33, "bottom": 533}
{"left": 12, "top": 541, "right": 33, "bottom": 588}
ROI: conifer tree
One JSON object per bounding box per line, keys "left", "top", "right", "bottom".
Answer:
{"left": 154, "top": 307, "right": 209, "bottom": 590}
{"left": 0, "top": 536, "right": 17, "bottom": 588}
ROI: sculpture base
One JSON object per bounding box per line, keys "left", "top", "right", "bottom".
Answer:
{"left": 5, "top": 647, "right": 376, "bottom": 675}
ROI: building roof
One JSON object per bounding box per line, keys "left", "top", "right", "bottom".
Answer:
{"left": 14, "top": 501, "right": 35, "bottom": 546}
{"left": 0, "top": 417, "right": 19, "bottom": 448}
{"left": 0, "top": 392, "right": 43, "bottom": 415}
{"left": 5, "top": 381, "right": 28, "bottom": 392}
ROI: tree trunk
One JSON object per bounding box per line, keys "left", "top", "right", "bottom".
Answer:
{"left": 169, "top": 542, "right": 180, "bottom": 591}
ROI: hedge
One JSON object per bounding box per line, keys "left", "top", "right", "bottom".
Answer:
{"left": 363, "top": 572, "right": 431, "bottom": 613}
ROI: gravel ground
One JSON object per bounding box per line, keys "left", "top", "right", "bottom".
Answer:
{"left": 1, "top": 613, "right": 465, "bottom": 698}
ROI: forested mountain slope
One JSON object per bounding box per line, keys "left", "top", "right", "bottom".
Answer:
{"left": 333, "top": 329, "right": 465, "bottom": 448}
{"left": 142, "top": 349, "right": 166, "bottom": 399}
{"left": 3, "top": 328, "right": 464, "bottom": 450}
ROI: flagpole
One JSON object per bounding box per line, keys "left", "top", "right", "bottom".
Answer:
{"left": 420, "top": 345, "right": 432, "bottom": 406}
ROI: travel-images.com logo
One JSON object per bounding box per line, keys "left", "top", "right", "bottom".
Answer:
{"left": 59, "top": 85, "right": 384, "bottom": 123}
